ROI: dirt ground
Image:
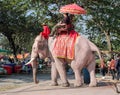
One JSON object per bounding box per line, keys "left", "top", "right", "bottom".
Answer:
{"left": 0, "top": 72, "right": 118, "bottom": 93}
{"left": 0, "top": 72, "right": 51, "bottom": 91}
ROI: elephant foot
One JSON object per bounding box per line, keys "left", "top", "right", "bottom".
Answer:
{"left": 89, "top": 83, "right": 97, "bottom": 87}
{"left": 74, "top": 83, "right": 82, "bottom": 87}
{"left": 50, "top": 82, "right": 58, "bottom": 86}
{"left": 62, "top": 82, "right": 70, "bottom": 87}
{"left": 34, "top": 80, "right": 39, "bottom": 84}
{"left": 74, "top": 81, "right": 82, "bottom": 87}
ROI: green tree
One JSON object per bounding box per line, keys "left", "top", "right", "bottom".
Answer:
{"left": 0, "top": 0, "right": 37, "bottom": 59}
{"left": 0, "top": 0, "right": 120, "bottom": 59}
{"left": 81, "top": 0, "right": 120, "bottom": 54}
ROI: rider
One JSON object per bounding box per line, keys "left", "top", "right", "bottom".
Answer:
{"left": 50, "top": 13, "right": 74, "bottom": 37}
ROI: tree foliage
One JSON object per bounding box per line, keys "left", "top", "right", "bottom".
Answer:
{"left": 0, "top": 0, "right": 37, "bottom": 59}
{"left": 81, "top": 0, "right": 120, "bottom": 52}
{"left": 0, "top": 0, "right": 120, "bottom": 59}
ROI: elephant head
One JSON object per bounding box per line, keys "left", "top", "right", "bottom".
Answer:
{"left": 26, "top": 34, "right": 49, "bottom": 65}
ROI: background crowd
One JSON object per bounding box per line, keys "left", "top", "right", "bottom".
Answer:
{"left": 100, "top": 53, "right": 120, "bottom": 81}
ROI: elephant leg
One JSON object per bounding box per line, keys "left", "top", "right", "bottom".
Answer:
{"left": 54, "top": 58, "right": 70, "bottom": 87}
{"left": 87, "top": 60, "right": 97, "bottom": 87}
{"left": 50, "top": 62, "right": 58, "bottom": 86}
{"left": 31, "top": 61, "right": 39, "bottom": 84}
{"left": 71, "top": 61, "right": 82, "bottom": 87}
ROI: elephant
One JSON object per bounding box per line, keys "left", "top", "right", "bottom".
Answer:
{"left": 26, "top": 33, "right": 102, "bottom": 87}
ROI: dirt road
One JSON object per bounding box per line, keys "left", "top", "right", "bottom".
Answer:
{"left": 0, "top": 73, "right": 118, "bottom": 95}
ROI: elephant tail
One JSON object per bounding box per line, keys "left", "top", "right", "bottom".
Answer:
{"left": 87, "top": 39, "right": 102, "bottom": 62}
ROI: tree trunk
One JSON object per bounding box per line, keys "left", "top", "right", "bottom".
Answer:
{"left": 97, "top": 22, "right": 112, "bottom": 57}
{"left": 103, "top": 31, "right": 111, "bottom": 51}
{"left": 103, "top": 30, "right": 112, "bottom": 58}
{"left": 6, "top": 35, "right": 18, "bottom": 61}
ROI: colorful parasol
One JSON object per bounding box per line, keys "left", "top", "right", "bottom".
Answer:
{"left": 59, "top": 3, "right": 86, "bottom": 15}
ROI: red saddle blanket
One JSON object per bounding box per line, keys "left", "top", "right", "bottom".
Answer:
{"left": 53, "top": 30, "right": 79, "bottom": 60}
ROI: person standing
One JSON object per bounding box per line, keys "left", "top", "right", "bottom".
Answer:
{"left": 107, "top": 60, "right": 111, "bottom": 75}
{"left": 82, "top": 68, "right": 90, "bottom": 84}
{"left": 100, "top": 59, "right": 106, "bottom": 79}
{"left": 116, "top": 54, "right": 120, "bottom": 80}
{"left": 109, "top": 57, "right": 116, "bottom": 80}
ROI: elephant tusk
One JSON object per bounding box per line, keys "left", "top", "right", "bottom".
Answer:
{"left": 25, "top": 58, "right": 35, "bottom": 65}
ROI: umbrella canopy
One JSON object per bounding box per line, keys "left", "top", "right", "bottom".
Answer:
{"left": 59, "top": 3, "right": 86, "bottom": 15}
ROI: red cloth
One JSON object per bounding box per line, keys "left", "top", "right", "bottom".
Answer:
{"left": 41, "top": 25, "right": 50, "bottom": 39}
{"left": 53, "top": 30, "right": 79, "bottom": 60}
